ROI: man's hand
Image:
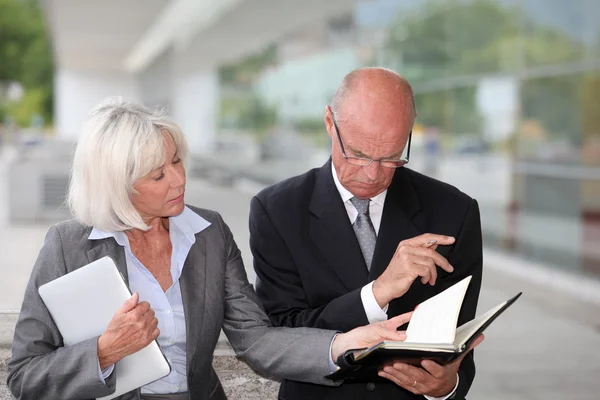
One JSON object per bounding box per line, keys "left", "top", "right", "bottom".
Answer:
{"left": 372, "top": 234, "right": 455, "bottom": 308}
{"left": 378, "top": 335, "right": 484, "bottom": 397}
{"left": 331, "top": 312, "right": 413, "bottom": 362}
{"left": 97, "top": 292, "right": 160, "bottom": 369}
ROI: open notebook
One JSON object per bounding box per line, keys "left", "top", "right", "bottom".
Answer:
{"left": 326, "top": 276, "right": 521, "bottom": 381}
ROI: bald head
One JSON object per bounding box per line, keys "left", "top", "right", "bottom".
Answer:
{"left": 330, "top": 67, "right": 416, "bottom": 120}
{"left": 325, "top": 68, "right": 416, "bottom": 199}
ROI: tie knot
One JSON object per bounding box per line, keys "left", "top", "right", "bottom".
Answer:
{"left": 350, "top": 197, "right": 370, "bottom": 215}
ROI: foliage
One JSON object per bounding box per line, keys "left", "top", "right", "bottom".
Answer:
{"left": 0, "top": 0, "right": 53, "bottom": 126}
{"left": 5, "top": 87, "right": 46, "bottom": 126}
{"left": 218, "top": 44, "right": 280, "bottom": 137}
{"left": 219, "top": 92, "right": 278, "bottom": 138}
{"left": 384, "top": 0, "right": 590, "bottom": 141}
{"left": 219, "top": 44, "right": 278, "bottom": 87}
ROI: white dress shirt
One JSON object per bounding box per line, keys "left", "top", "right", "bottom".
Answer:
{"left": 331, "top": 164, "right": 458, "bottom": 400}
{"left": 90, "top": 206, "right": 211, "bottom": 394}
{"left": 93, "top": 206, "right": 342, "bottom": 393}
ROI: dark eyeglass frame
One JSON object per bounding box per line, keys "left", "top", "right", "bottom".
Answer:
{"left": 330, "top": 111, "right": 411, "bottom": 168}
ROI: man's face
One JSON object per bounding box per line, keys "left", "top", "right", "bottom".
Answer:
{"left": 325, "top": 104, "right": 413, "bottom": 199}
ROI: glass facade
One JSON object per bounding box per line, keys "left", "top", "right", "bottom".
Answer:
{"left": 215, "top": 0, "right": 600, "bottom": 279}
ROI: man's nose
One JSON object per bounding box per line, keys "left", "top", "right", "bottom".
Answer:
{"left": 362, "top": 161, "right": 381, "bottom": 180}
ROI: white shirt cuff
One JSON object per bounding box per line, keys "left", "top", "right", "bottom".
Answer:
{"left": 97, "top": 360, "right": 115, "bottom": 383}
{"left": 424, "top": 373, "right": 459, "bottom": 400}
{"left": 360, "top": 281, "right": 388, "bottom": 323}
{"left": 328, "top": 333, "right": 340, "bottom": 373}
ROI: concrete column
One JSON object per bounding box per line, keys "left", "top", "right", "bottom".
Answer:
{"left": 54, "top": 69, "right": 140, "bottom": 140}
{"left": 171, "top": 69, "right": 219, "bottom": 156}
{"left": 137, "top": 50, "right": 174, "bottom": 109}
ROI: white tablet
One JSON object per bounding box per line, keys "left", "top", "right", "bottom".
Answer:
{"left": 39, "top": 256, "right": 171, "bottom": 400}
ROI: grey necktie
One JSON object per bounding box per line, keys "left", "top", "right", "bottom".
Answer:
{"left": 350, "top": 197, "right": 377, "bottom": 270}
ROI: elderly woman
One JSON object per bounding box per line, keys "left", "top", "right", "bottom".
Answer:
{"left": 7, "top": 98, "right": 410, "bottom": 400}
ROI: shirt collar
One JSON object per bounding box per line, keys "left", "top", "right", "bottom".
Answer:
{"left": 331, "top": 162, "right": 387, "bottom": 206}
{"left": 88, "top": 206, "right": 211, "bottom": 243}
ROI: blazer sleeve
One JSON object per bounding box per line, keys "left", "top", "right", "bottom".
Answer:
{"left": 215, "top": 214, "right": 340, "bottom": 386}
{"left": 249, "top": 196, "right": 369, "bottom": 332}
{"left": 443, "top": 199, "right": 483, "bottom": 399}
{"left": 7, "top": 226, "right": 117, "bottom": 400}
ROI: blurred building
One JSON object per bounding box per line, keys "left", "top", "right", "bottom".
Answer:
{"left": 41, "top": 0, "right": 600, "bottom": 281}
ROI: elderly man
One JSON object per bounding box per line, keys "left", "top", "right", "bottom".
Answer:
{"left": 250, "top": 68, "right": 483, "bottom": 400}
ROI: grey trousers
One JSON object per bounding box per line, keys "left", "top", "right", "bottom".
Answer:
{"left": 140, "top": 393, "right": 190, "bottom": 400}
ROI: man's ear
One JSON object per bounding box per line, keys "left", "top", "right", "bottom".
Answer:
{"left": 324, "top": 105, "right": 335, "bottom": 140}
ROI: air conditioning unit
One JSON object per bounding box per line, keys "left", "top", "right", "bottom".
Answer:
{"left": 7, "top": 140, "right": 73, "bottom": 223}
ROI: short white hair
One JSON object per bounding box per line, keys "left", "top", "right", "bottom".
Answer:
{"left": 67, "top": 97, "right": 190, "bottom": 232}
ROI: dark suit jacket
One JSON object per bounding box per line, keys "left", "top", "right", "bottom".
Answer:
{"left": 7, "top": 206, "right": 338, "bottom": 400}
{"left": 250, "top": 161, "right": 483, "bottom": 400}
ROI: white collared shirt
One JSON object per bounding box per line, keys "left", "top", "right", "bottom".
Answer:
{"left": 331, "top": 163, "right": 390, "bottom": 322}
{"left": 89, "top": 206, "right": 211, "bottom": 394}
{"left": 331, "top": 165, "right": 459, "bottom": 400}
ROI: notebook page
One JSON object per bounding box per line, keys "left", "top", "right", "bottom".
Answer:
{"left": 405, "top": 276, "right": 472, "bottom": 344}
{"left": 454, "top": 301, "right": 506, "bottom": 348}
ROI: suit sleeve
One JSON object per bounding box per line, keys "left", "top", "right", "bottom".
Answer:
{"left": 444, "top": 199, "right": 483, "bottom": 400}
{"left": 7, "top": 226, "right": 117, "bottom": 400}
{"left": 216, "top": 213, "right": 339, "bottom": 386}
{"left": 249, "top": 195, "right": 369, "bottom": 332}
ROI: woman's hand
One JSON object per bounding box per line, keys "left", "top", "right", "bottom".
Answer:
{"left": 331, "top": 312, "right": 412, "bottom": 362}
{"left": 97, "top": 292, "right": 160, "bottom": 369}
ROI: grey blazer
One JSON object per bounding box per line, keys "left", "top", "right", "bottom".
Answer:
{"left": 7, "top": 206, "right": 337, "bottom": 400}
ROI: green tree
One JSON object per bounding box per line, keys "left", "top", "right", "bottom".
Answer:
{"left": 0, "top": 0, "right": 53, "bottom": 125}
{"left": 238, "top": 94, "right": 278, "bottom": 138}
{"left": 386, "top": 0, "right": 521, "bottom": 81}
{"left": 0, "top": 0, "right": 34, "bottom": 86}
{"left": 385, "top": 0, "right": 588, "bottom": 139}
{"left": 219, "top": 92, "right": 278, "bottom": 138}
{"left": 219, "top": 44, "right": 278, "bottom": 86}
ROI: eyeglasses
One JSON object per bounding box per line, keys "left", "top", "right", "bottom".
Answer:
{"left": 331, "top": 111, "right": 411, "bottom": 169}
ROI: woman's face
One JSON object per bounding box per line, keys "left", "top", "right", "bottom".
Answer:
{"left": 131, "top": 133, "right": 186, "bottom": 222}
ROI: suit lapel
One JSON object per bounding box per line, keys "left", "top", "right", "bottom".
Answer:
{"left": 179, "top": 233, "right": 207, "bottom": 380}
{"left": 86, "top": 239, "right": 129, "bottom": 286}
{"left": 369, "top": 168, "right": 422, "bottom": 281}
{"left": 309, "top": 161, "right": 368, "bottom": 291}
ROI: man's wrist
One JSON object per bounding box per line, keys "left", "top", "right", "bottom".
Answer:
{"left": 372, "top": 278, "right": 391, "bottom": 308}
{"left": 424, "top": 373, "right": 459, "bottom": 400}
{"left": 361, "top": 282, "right": 389, "bottom": 323}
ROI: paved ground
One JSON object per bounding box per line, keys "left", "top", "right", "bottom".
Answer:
{"left": 1, "top": 153, "right": 600, "bottom": 399}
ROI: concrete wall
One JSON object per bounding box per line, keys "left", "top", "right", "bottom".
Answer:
{"left": 55, "top": 69, "right": 140, "bottom": 139}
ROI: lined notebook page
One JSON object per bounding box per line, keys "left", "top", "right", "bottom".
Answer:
{"left": 405, "top": 276, "right": 472, "bottom": 344}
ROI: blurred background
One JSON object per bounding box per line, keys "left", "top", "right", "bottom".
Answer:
{"left": 1, "top": 0, "right": 599, "bottom": 399}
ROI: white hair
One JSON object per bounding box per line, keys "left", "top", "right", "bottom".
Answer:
{"left": 67, "top": 97, "right": 189, "bottom": 232}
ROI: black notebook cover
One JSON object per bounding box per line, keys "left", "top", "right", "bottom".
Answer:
{"left": 325, "top": 292, "right": 522, "bottom": 382}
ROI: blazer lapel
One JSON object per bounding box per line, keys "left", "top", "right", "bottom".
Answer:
{"left": 369, "top": 168, "right": 422, "bottom": 281}
{"left": 309, "top": 161, "right": 368, "bottom": 291}
{"left": 179, "top": 233, "right": 207, "bottom": 383}
{"left": 86, "top": 239, "right": 129, "bottom": 286}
